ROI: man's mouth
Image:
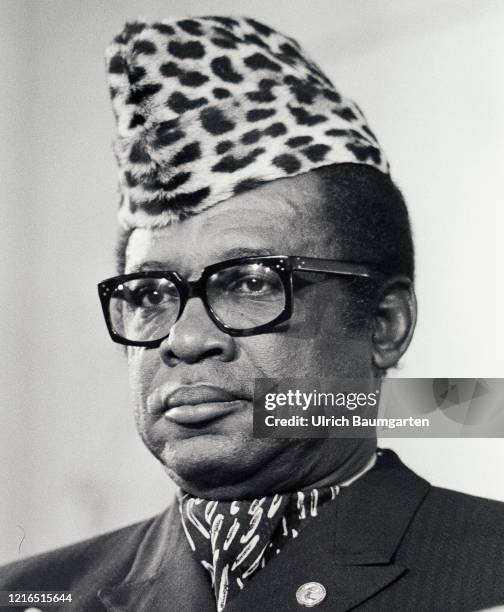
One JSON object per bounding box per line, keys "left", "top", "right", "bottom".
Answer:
{"left": 152, "top": 384, "right": 251, "bottom": 425}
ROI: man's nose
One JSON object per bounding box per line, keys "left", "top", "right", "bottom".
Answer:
{"left": 160, "top": 297, "right": 237, "bottom": 366}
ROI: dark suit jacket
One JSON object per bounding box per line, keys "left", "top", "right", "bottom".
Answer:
{"left": 1, "top": 450, "right": 504, "bottom": 611}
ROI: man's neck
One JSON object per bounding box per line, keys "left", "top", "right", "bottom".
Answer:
{"left": 306, "top": 444, "right": 377, "bottom": 490}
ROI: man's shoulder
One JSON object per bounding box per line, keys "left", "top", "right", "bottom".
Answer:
{"left": 363, "top": 455, "right": 504, "bottom": 610}
{"left": 404, "top": 482, "right": 504, "bottom": 565}
{"left": 0, "top": 514, "right": 159, "bottom": 591}
{"left": 422, "top": 484, "right": 504, "bottom": 531}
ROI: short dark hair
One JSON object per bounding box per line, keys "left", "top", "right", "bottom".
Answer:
{"left": 314, "top": 163, "right": 414, "bottom": 281}
{"left": 309, "top": 163, "right": 414, "bottom": 333}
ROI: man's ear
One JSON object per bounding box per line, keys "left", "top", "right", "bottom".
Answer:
{"left": 371, "top": 276, "right": 417, "bottom": 370}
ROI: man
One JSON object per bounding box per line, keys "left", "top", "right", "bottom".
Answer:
{"left": 1, "top": 15, "right": 503, "bottom": 612}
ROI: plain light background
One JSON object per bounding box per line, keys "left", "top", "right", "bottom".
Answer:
{"left": 1, "top": 0, "right": 503, "bottom": 564}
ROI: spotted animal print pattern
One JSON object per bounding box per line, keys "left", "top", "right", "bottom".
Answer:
{"left": 106, "top": 16, "right": 389, "bottom": 230}
{"left": 179, "top": 485, "right": 340, "bottom": 610}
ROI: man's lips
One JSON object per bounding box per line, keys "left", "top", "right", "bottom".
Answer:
{"left": 148, "top": 384, "right": 252, "bottom": 425}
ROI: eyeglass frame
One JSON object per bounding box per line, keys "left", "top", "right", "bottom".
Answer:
{"left": 97, "top": 255, "right": 377, "bottom": 348}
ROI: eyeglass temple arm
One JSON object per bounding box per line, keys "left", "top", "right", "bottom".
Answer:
{"left": 290, "top": 256, "right": 374, "bottom": 279}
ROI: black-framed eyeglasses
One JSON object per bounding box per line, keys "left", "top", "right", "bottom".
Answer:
{"left": 97, "top": 255, "right": 376, "bottom": 347}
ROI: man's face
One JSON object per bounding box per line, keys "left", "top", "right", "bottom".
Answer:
{"left": 125, "top": 172, "right": 376, "bottom": 499}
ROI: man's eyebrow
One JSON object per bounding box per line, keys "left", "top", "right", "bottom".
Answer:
{"left": 219, "top": 247, "right": 277, "bottom": 260}
{"left": 129, "top": 249, "right": 277, "bottom": 273}
{"left": 129, "top": 261, "right": 167, "bottom": 273}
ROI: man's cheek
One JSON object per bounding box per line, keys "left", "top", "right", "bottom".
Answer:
{"left": 275, "top": 288, "right": 341, "bottom": 341}
{"left": 127, "top": 348, "right": 158, "bottom": 404}
{"left": 239, "top": 335, "right": 318, "bottom": 379}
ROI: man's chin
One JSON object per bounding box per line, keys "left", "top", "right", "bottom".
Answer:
{"left": 157, "top": 434, "right": 284, "bottom": 499}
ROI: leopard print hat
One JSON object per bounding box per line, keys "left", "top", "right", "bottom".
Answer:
{"left": 106, "top": 16, "right": 389, "bottom": 229}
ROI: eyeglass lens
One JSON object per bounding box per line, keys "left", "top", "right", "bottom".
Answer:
{"left": 109, "top": 278, "right": 181, "bottom": 343}
{"left": 206, "top": 262, "right": 285, "bottom": 330}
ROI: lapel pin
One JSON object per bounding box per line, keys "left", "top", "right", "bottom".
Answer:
{"left": 296, "top": 582, "right": 327, "bottom": 607}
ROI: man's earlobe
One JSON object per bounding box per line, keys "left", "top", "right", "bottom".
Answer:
{"left": 371, "top": 276, "right": 417, "bottom": 371}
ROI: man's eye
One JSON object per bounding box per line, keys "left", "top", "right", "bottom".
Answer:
{"left": 229, "top": 275, "right": 274, "bottom": 295}
{"left": 126, "top": 282, "right": 178, "bottom": 308}
{"left": 135, "top": 287, "right": 166, "bottom": 307}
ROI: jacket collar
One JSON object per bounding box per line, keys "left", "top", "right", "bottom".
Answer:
{"left": 98, "top": 449, "right": 430, "bottom": 612}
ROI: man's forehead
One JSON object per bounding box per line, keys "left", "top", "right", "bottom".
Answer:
{"left": 203, "top": 171, "right": 327, "bottom": 225}
{"left": 125, "top": 172, "right": 333, "bottom": 272}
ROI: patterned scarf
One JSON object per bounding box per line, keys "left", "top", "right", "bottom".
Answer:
{"left": 178, "top": 484, "right": 340, "bottom": 611}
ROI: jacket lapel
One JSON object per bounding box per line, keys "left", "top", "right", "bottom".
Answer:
{"left": 97, "top": 504, "right": 216, "bottom": 612}
{"left": 226, "top": 449, "right": 430, "bottom": 612}
{"left": 224, "top": 503, "right": 406, "bottom": 612}
{"left": 97, "top": 450, "right": 430, "bottom": 612}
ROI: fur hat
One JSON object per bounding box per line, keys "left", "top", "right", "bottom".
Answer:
{"left": 106, "top": 16, "right": 389, "bottom": 229}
